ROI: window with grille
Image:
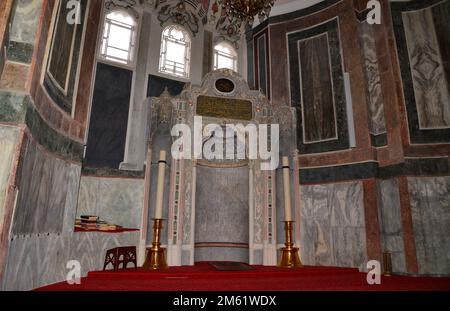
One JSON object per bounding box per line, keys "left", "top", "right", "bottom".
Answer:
{"left": 159, "top": 25, "right": 191, "bottom": 78}
{"left": 213, "top": 41, "right": 238, "bottom": 71}
{"left": 99, "top": 10, "right": 137, "bottom": 65}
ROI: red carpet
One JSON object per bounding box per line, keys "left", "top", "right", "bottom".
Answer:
{"left": 36, "top": 262, "right": 450, "bottom": 291}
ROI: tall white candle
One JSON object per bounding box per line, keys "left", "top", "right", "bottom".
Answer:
{"left": 155, "top": 150, "right": 167, "bottom": 219}
{"left": 282, "top": 156, "right": 293, "bottom": 221}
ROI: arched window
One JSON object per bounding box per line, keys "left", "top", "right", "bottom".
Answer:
{"left": 99, "top": 10, "right": 137, "bottom": 65}
{"left": 159, "top": 25, "right": 191, "bottom": 78}
{"left": 213, "top": 42, "right": 238, "bottom": 71}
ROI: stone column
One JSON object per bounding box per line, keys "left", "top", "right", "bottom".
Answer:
{"left": 121, "top": 11, "right": 152, "bottom": 171}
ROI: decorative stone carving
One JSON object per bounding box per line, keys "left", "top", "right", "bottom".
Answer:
{"left": 145, "top": 69, "right": 296, "bottom": 265}
{"left": 158, "top": 88, "right": 174, "bottom": 124}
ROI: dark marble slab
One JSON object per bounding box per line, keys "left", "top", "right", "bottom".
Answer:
{"left": 299, "top": 33, "right": 336, "bottom": 142}
{"left": 300, "top": 157, "right": 450, "bottom": 184}
{"left": 85, "top": 62, "right": 133, "bottom": 169}
{"left": 245, "top": 27, "right": 255, "bottom": 90}
{"left": 301, "top": 162, "right": 379, "bottom": 184}
{"left": 202, "top": 30, "right": 213, "bottom": 78}
{"left": 43, "top": 0, "right": 88, "bottom": 113}
{"left": 147, "top": 74, "right": 185, "bottom": 98}
{"left": 371, "top": 133, "right": 387, "bottom": 147}
{"left": 256, "top": 33, "right": 268, "bottom": 97}
{"left": 288, "top": 18, "right": 349, "bottom": 154}
{"left": 82, "top": 166, "right": 144, "bottom": 178}
{"left": 356, "top": 8, "right": 372, "bottom": 22}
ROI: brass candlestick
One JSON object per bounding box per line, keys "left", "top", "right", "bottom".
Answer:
{"left": 278, "top": 221, "right": 303, "bottom": 268}
{"left": 383, "top": 252, "right": 392, "bottom": 276}
{"left": 143, "top": 219, "right": 168, "bottom": 270}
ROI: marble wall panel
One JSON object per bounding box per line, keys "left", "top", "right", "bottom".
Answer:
{"left": 0, "top": 126, "right": 19, "bottom": 231}
{"left": 12, "top": 137, "right": 72, "bottom": 234}
{"left": 8, "top": 0, "right": 42, "bottom": 44}
{"left": 62, "top": 164, "right": 81, "bottom": 232}
{"left": 377, "top": 179, "right": 406, "bottom": 273}
{"left": 0, "top": 61, "right": 29, "bottom": 91}
{"left": 194, "top": 247, "right": 249, "bottom": 263}
{"left": 47, "top": 0, "right": 76, "bottom": 88}
{"left": 7, "top": 0, "right": 42, "bottom": 63}
{"left": 408, "top": 176, "right": 450, "bottom": 275}
{"left": 73, "top": 0, "right": 102, "bottom": 125}
{"left": 1, "top": 132, "right": 140, "bottom": 290}
{"left": 182, "top": 160, "right": 193, "bottom": 245}
{"left": 77, "top": 176, "right": 144, "bottom": 229}
{"left": 359, "top": 22, "right": 386, "bottom": 137}
{"left": 194, "top": 166, "right": 249, "bottom": 262}
{"left": 253, "top": 169, "right": 264, "bottom": 245}
{"left": 43, "top": 0, "right": 88, "bottom": 113}
{"left": 402, "top": 6, "right": 450, "bottom": 129}
{"left": 195, "top": 166, "right": 249, "bottom": 244}
{"left": 299, "top": 33, "right": 336, "bottom": 143}
{"left": 2, "top": 231, "right": 139, "bottom": 291}
{"left": 288, "top": 18, "right": 349, "bottom": 154}
{"left": 432, "top": 1, "right": 450, "bottom": 90}
{"left": 0, "top": 90, "right": 27, "bottom": 123}
{"left": 300, "top": 181, "right": 367, "bottom": 268}
{"left": 391, "top": 0, "right": 450, "bottom": 143}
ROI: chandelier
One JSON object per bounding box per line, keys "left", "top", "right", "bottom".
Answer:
{"left": 219, "top": 0, "right": 276, "bottom": 25}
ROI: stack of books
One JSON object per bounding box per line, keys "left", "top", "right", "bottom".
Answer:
{"left": 97, "top": 221, "right": 122, "bottom": 231}
{"left": 75, "top": 215, "right": 123, "bottom": 231}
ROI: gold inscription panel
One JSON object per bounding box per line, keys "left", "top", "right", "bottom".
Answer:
{"left": 196, "top": 95, "right": 253, "bottom": 121}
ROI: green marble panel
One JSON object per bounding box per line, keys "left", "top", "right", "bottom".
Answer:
{"left": 24, "top": 100, "right": 83, "bottom": 162}
{"left": 6, "top": 41, "right": 34, "bottom": 63}
{"left": 0, "top": 91, "right": 28, "bottom": 122}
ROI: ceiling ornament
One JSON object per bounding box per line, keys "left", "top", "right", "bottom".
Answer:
{"left": 218, "top": 0, "right": 276, "bottom": 25}
{"left": 157, "top": 0, "right": 205, "bottom": 36}
{"left": 156, "top": 0, "right": 211, "bottom": 24}
{"left": 105, "top": 0, "right": 140, "bottom": 18}
{"left": 211, "top": 1, "right": 242, "bottom": 49}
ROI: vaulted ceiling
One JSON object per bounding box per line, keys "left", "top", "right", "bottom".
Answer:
{"left": 105, "top": 0, "right": 326, "bottom": 46}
